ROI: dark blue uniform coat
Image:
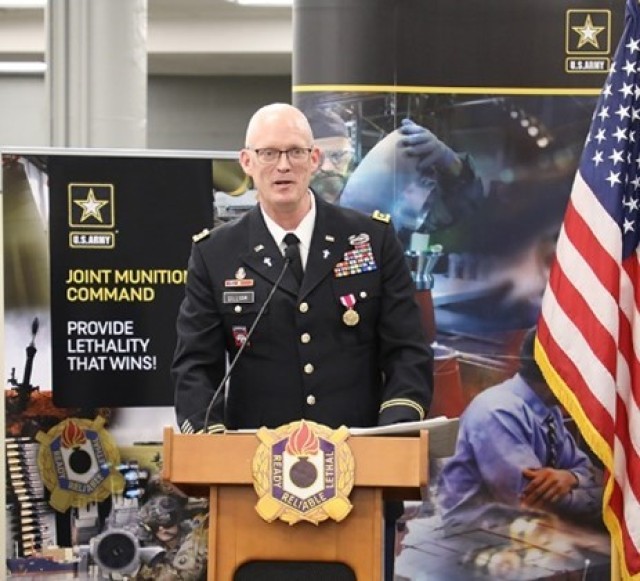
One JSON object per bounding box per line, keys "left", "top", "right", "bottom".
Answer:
{"left": 172, "top": 194, "right": 433, "bottom": 433}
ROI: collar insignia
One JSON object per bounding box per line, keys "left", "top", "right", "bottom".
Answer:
{"left": 371, "top": 210, "right": 391, "bottom": 223}
{"left": 192, "top": 228, "right": 211, "bottom": 243}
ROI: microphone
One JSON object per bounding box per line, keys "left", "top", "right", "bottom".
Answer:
{"left": 283, "top": 239, "right": 300, "bottom": 263}
{"left": 201, "top": 253, "right": 293, "bottom": 432}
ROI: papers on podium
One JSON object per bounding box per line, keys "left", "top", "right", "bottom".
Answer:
{"left": 349, "top": 416, "right": 459, "bottom": 458}
{"left": 229, "top": 416, "right": 460, "bottom": 458}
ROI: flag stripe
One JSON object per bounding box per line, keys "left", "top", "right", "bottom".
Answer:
{"left": 606, "top": 475, "right": 640, "bottom": 576}
{"left": 568, "top": 176, "right": 622, "bottom": 297}
{"left": 537, "top": 314, "right": 614, "bottom": 458}
{"left": 610, "top": 435, "right": 640, "bottom": 570}
{"left": 554, "top": 212, "right": 619, "bottom": 377}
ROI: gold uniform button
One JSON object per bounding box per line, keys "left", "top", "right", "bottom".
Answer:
{"left": 306, "top": 395, "right": 316, "bottom": 405}
{"left": 234, "top": 305, "right": 242, "bottom": 313}
{"left": 359, "top": 291, "right": 368, "bottom": 299}
{"left": 299, "top": 302, "right": 309, "bottom": 313}
{"left": 301, "top": 333, "right": 311, "bottom": 344}
{"left": 304, "top": 363, "right": 314, "bottom": 374}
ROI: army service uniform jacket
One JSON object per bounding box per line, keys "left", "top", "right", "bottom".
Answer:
{"left": 172, "top": 193, "right": 433, "bottom": 433}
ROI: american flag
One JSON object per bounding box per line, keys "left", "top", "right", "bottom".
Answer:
{"left": 535, "top": 1, "right": 640, "bottom": 578}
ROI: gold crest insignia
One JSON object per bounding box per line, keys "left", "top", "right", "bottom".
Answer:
{"left": 36, "top": 416, "right": 124, "bottom": 511}
{"left": 252, "top": 420, "right": 355, "bottom": 525}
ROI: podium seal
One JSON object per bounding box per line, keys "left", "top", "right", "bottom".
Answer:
{"left": 252, "top": 420, "right": 355, "bottom": 525}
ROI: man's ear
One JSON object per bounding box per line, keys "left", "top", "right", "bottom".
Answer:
{"left": 239, "top": 149, "right": 252, "bottom": 175}
{"left": 310, "top": 146, "right": 321, "bottom": 172}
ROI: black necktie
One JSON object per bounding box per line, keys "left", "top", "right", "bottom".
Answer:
{"left": 544, "top": 414, "right": 558, "bottom": 467}
{"left": 283, "top": 233, "right": 303, "bottom": 285}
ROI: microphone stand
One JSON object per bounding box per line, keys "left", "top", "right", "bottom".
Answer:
{"left": 202, "top": 255, "right": 293, "bottom": 432}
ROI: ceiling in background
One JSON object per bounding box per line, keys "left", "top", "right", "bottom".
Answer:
{"left": 0, "top": 0, "right": 293, "bottom": 76}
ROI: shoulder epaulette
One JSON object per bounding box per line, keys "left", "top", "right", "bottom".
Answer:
{"left": 192, "top": 228, "right": 211, "bottom": 243}
{"left": 371, "top": 210, "right": 391, "bottom": 224}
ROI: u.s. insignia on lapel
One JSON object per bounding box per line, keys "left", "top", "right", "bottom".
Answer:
{"left": 251, "top": 243, "right": 274, "bottom": 267}
{"left": 333, "top": 233, "right": 377, "bottom": 277}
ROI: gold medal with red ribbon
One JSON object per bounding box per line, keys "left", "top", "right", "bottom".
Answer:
{"left": 252, "top": 420, "right": 355, "bottom": 525}
{"left": 36, "top": 416, "right": 124, "bottom": 511}
{"left": 340, "top": 294, "right": 360, "bottom": 327}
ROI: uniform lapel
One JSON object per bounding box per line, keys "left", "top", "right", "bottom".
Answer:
{"left": 239, "top": 206, "right": 299, "bottom": 296}
{"left": 300, "top": 197, "right": 350, "bottom": 297}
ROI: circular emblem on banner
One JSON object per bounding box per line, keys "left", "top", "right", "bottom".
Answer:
{"left": 36, "top": 416, "right": 124, "bottom": 511}
{"left": 252, "top": 420, "right": 355, "bottom": 525}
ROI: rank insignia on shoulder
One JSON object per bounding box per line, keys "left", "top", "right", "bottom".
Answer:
{"left": 192, "top": 228, "right": 211, "bottom": 243}
{"left": 371, "top": 210, "right": 391, "bottom": 224}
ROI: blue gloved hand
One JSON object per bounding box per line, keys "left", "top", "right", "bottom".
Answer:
{"left": 398, "top": 118, "right": 459, "bottom": 174}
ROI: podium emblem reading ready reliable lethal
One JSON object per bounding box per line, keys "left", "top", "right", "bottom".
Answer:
{"left": 252, "top": 420, "right": 355, "bottom": 525}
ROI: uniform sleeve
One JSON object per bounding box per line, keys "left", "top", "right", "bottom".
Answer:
{"left": 376, "top": 221, "right": 434, "bottom": 425}
{"left": 171, "top": 243, "right": 227, "bottom": 434}
{"left": 463, "top": 405, "right": 542, "bottom": 506}
{"left": 554, "top": 426, "right": 603, "bottom": 516}
{"left": 438, "top": 397, "right": 548, "bottom": 517}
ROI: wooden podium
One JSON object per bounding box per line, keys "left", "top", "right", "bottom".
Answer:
{"left": 162, "top": 427, "right": 428, "bottom": 581}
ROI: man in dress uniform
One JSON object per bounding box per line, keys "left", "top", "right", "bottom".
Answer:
{"left": 172, "top": 102, "right": 433, "bottom": 434}
{"left": 171, "top": 103, "right": 433, "bottom": 580}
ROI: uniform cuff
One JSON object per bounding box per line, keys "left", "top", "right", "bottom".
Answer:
{"left": 378, "top": 398, "right": 425, "bottom": 426}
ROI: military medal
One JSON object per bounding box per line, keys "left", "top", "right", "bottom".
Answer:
{"left": 343, "top": 309, "right": 360, "bottom": 326}
{"left": 334, "top": 232, "right": 377, "bottom": 278}
{"left": 340, "top": 294, "right": 360, "bottom": 326}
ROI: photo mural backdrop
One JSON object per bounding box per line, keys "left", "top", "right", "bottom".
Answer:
{"left": 292, "top": 0, "right": 621, "bottom": 578}
{"left": 1, "top": 0, "right": 626, "bottom": 578}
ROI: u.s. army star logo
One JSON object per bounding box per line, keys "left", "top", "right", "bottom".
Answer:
{"left": 68, "top": 183, "right": 115, "bottom": 228}
{"left": 565, "top": 9, "right": 611, "bottom": 74}
{"left": 252, "top": 420, "right": 355, "bottom": 525}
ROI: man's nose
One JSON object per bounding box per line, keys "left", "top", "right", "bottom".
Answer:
{"left": 320, "top": 156, "right": 334, "bottom": 170}
{"left": 276, "top": 151, "right": 293, "bottom": 169}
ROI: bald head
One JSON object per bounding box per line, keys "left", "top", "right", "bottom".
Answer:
{"left": 239, "top": 102, "right": 320, "bottom": 230}
{"left": 245, "top": 103, "right": 314, "bottom": 148}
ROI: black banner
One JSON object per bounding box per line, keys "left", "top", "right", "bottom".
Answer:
{"left": 294, "top": 0, "right": 623, "bottom": 89}
{"left": 48, "top": 156, "right": 213, "bottom": 407}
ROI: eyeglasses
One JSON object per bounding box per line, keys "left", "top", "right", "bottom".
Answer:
{"left": 320, "top": 149, "right": 354, "bottom": 167}
{"left": 248, "top": 147, "right": 313, "bottom": 164}
{"left": 149, "top": 515, "right": 180, "bottom": 531}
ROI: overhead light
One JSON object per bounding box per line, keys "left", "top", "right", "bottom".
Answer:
{"left": 0, "top": 0, "right": 46, "bottom": 7}
{"left": 0, "top": 61, "right": 46, "bottom": 73}
{"left": 536, "top": 136, "right": 550, "bottom": 149}
{"left": 225, "top": 0, "right": 292, "bottom": 6}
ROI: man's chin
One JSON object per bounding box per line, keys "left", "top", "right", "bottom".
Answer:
{"left": 311, "top": 176, "right": 345, "bottom": 204}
